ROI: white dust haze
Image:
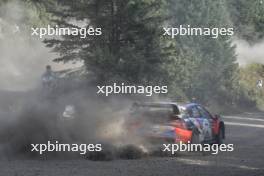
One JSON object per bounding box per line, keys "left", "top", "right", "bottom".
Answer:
{"left": 234, "top": 39, "right": 264, "bottom": 66}
{"left": 0, "top": 1, "right": 81, "bottom": 91}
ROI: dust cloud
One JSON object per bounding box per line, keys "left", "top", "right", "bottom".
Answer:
{"left": 0, "top": 1, "right": 145, "bottom": 159}
{"left": 234, "top": 39, "right": 264, "bottom": 66}
{"left": 0, "top": 0, "right": 81, "bottom": 91}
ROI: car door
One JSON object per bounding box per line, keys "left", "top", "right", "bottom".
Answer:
{"left": 196, "top": 105, "right": 213, "bottom": 141}
{"left": 186, "top": 106, "right": 204, "bottom": 142}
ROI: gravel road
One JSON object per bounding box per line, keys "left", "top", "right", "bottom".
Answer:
{"left": 1, "top": 112, "right": 264, "bottom": 176}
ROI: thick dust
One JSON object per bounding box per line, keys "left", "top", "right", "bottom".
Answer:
{"left": 234, "top": 39, "right": 264, "bottom": 66}
{"left": 0, "top": 85, "right": 153, "bottom": 160}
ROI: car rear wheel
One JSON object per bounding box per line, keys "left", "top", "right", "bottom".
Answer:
{"left": 191, "top": 128, "right": 200, "bottom": 144}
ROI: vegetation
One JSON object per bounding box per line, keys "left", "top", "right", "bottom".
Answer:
{"left": 43, "top": 0, "right": 264, "bottom": 109}
{"left": 239, "top": 64, "right": 264, "bottom": 110}
{"left": 1, "top": 0, "right": 264, "bottom": 110}
{"left": 228, "top": 0, "right": 264, "bottom": 42}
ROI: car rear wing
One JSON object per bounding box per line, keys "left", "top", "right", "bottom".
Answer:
{"left": 131, "top": 102, "right": 180, "bottom": 115}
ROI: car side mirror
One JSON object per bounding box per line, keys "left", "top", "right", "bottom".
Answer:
{"left": 214, "top": 114, "right": 220, "bottom": 119}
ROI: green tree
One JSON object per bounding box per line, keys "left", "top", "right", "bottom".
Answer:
{"left": 44, "top": 0, "right": 170, "bottom": 85}
{"left": 167, "top": 0, "right": 238, "bottom": 104}
{"left": 227, "top": 0, "right": 264, "bottom": 42}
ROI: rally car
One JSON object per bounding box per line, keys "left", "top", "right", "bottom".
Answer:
{"left": 126, "top": 102, "right": 225, "bottom": 145}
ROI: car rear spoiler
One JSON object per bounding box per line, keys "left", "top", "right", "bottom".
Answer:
{"left": 132, "top": 102, "right": 180, "bottom": 115}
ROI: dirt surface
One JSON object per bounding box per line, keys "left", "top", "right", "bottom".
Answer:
{"left": 1, "top": 112, "right": 264, "bottom": 176}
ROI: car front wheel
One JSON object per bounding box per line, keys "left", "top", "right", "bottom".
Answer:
{"left": 216, "top": 127, "right": 225, "bottom": 144}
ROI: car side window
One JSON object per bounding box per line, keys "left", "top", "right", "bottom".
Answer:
{"left": 197, "top": 105, "right": 211, "bottom": 119}
{"left": 186, "top": 108, "right": 193, "bottom": 118}
{"left": 203, "top": 107, "right": 213, "bottom": 119}
{"left": 189, "top": 106, "right": 200, "bottom": 118}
